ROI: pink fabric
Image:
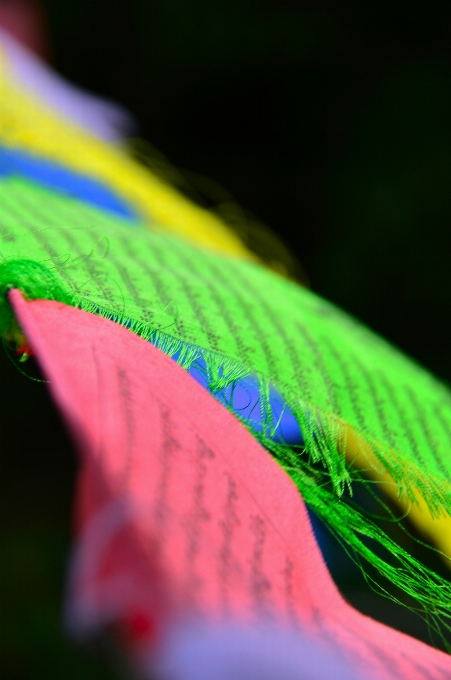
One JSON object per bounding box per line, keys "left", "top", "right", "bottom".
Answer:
{"left": 10, "top": 289, "right": 451, "bottom": 679}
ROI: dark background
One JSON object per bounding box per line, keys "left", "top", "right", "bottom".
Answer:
{"left": 3, "top": 0, "right": 451, "bottom": 677}
{"left": 48, "top": 0, "right": 451, "bottom": 384}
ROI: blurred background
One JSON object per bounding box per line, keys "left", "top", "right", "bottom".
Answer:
{"left": 3, "top": 0, "right": 451, "bottom": 677}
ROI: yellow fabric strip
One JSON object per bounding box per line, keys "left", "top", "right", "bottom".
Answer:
{"left": 345, "top": 426, "right": 451, "bottom": 563}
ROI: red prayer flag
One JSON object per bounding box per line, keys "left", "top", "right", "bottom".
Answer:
{"left": 10, "top": 289, "right": 451, "bottom": 679}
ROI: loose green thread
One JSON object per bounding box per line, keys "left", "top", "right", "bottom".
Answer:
{"left": 2, "top": 176, "right": 451, "bottom": 635}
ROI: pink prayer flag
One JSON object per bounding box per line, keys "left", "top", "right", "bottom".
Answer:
{"left": 9, "top": 289, "right": 451, "bottom": 679}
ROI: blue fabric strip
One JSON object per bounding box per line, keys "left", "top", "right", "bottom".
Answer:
{"left": 0, "top": 145, "right": 138, "bottom": 221}
{"left": 171, "top": 351, "right": 304, "bottom": 446}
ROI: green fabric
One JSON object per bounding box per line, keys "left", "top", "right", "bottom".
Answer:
{"left": 2, "top": 175, "right": 451, "bottom": 636}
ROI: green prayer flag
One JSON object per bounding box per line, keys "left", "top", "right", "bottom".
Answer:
{"left": 3, "top": 175, "right": 451, "bottom": 637}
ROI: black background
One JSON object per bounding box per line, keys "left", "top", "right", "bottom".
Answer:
{"left": 48, "top": 0, "right": 451, "bottom": 384}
